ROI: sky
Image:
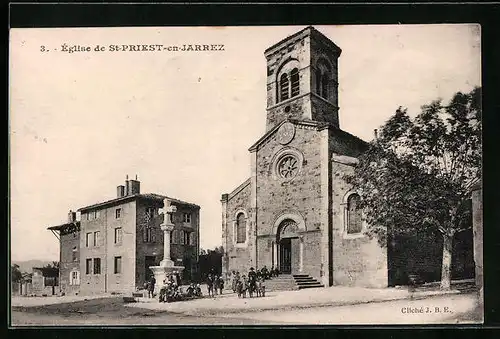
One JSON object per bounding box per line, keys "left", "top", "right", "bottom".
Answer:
{"left": 9, "top": 25, "right": 481, "bottom": 262}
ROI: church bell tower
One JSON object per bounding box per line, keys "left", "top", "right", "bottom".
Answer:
{"left": 264, "top": 26, "right": 342, "bottom": 131}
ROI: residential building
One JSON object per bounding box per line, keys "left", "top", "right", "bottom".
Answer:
{"left": 48, "top": 177, "right": 200, "bottom": 295}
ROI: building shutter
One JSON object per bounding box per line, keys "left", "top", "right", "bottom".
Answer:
{"left": 75, "top": 271, "right": 80, "bottom": 285}
{"left": 69, "top": 272, "right": 73, "bottom": 285}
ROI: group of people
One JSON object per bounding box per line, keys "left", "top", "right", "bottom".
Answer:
{"left": 145, "top": 272, "right": 182, "bottom": 299}
{"left": 145, "top": 265, "right": 281, "bottom": 301}
{"left": 230, "top": 267, "right": 268, "bottom": 298}
{"left": 206, "top": 271, "right": 225, "bottom": 297}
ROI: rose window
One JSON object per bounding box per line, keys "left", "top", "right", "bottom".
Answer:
{"left": 278, "top": 155, "right": 299, "bottom": 179}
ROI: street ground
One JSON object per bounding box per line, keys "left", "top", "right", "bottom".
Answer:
{"left": 10, "top": 283, "right": 482, "bottom": 326}
{"left": 11, "top": 296, "right": 280, "bottom": 326}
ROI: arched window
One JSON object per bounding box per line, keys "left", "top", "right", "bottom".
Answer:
{"left": 290, "top": 68, "right": 300, "bottom": 98}
{"left": 279, "top": 73, "right": 289, "bottom": 101}
{"left": 315, "top": 69, "right": 322, "bottom": 94}
{"left": 316, "top": 59, "right": 332, "bottom": 100}
{"left": 347, "top": 194, "right": 363, "bottom": 234}
{"left": 236, "top": 213, "right": 247, "bottom": 244}
{"left": 321, "top": 73, "right": 329, "bottom": 99}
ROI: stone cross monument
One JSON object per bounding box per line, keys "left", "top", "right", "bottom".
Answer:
{"left": 149, "top": 198, "right": 185, "bottom": 294}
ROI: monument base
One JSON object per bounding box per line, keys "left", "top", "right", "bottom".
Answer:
{"left": 149, "top": 264, "right": 185, "bottom": 295}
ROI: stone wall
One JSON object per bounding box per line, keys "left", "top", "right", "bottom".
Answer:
{"left": 330, "top": 160, "right": 388, "bottom": 288}
{"left": 135, "top": 198, "right": 164, "bottom": 288}
{"left": 472, "top": 185, "right": 483, "bottom": 305}
{"left": 255, "top": 124, "right": 325, "bottom": 281}
{"left": 223, "top": 180, "right": 253, "bottom": 274}
{"left": 79, "top": 201, "right": 137, "bottom": 295}
{"left": 59, "top": 231, "right": 80, "bottom": 295}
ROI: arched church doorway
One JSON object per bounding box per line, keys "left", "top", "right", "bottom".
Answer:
{"left": 277, "top": 219, "right": 301, "bottom": 274}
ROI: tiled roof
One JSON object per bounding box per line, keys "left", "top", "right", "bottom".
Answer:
{"left": 77, "top": 193, "right": 199, "bottom": 212}
{"left": 47, "top": 221, "right": 80, "bottom": 231}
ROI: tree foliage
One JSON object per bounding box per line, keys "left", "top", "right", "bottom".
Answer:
{"left": 11, "top": 264, "right": 22, "bottom": 283}
{"left": 344, "top": 87, "right": 481, "bottom": 288}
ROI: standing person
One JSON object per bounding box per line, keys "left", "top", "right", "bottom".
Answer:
{"left": 232, "top": 271, "right": 239, "bottom": 293}
{"left": 218, "top": 275, "right": 224, "bottom": 295}
{"left": 175, "top": 271, "right": 181, "bottom": 287}
{"left": 248, "top": 267, "right": 257, "bottom": 298}
{"left": 213, "top": 275, "right": 220, "bottom": 296}
{"left": 148, "top": 275, "right": 156, "bottom": 298}
{"left": 207, "top": 273, "right": 214, "bottom": 297}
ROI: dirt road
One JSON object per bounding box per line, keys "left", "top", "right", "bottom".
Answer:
{"left": 10, "top": 296, "right": 282, "bottom": 326}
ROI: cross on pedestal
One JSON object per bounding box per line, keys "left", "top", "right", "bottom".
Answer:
{"left": 160, "top": 199, "right": 177, "bottom": 266}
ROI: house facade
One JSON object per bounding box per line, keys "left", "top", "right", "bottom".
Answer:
{"left": 48, "top": 177, "right": 200, "bottom": 295}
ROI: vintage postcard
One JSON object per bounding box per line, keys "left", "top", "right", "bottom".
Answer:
{"left": 9, "top": 25, "right": 482, "bottom": 326}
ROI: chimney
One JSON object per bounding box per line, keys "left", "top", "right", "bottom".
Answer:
{"left": 129, "top": 175, "right": 140, "bottom": 195}
{"left": 68, "top": 210, "right": 76, "bottom": 223}
{"left": 125, "top": 174, "right": 130, "bottom": 196}
{"left": 117, "top": 185, "right": 125, "bottom": 198}
{"left": 374, "top": 129, "right": 378, "bottom": 140}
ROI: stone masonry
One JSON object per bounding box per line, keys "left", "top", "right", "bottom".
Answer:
{"left": 221, "top": 26, "right": 387, "bottom": 288}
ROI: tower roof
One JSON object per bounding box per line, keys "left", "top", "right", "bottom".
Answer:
{"left": 264, "top": 26, "right": 342, "bottom": 57}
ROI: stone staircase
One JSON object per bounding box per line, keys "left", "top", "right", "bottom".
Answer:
{"left": 265, "top": 274, "right": 324, "bottom": 291}
{"left": 264, "top": 275, "right": 298, "bottom": 291}
{"left": 293, "top": 274, "right": 324, "bottom": 290}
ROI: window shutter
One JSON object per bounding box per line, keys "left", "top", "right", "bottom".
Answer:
{"left": 69, "top": 272, "right": 73, "bottom": 285}
{"left": 76, "top": 271, "right": 80, "bottom": 285}
{"left": 143, "top": 228, "right": 147, "bottom": 242}
{"left": 152, "top": 228, "right": 156, "bottom": 242}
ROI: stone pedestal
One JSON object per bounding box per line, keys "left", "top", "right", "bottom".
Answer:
{"left": 150, "top": 265, "right": 185, "bottom": 295}
{"left": 149, "top": 199, "right": 185, "bottom": 295}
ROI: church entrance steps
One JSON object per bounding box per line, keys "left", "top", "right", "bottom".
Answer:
{"left": 264, "top": 275, "right": 298, "bottom": 291}
{"left": 292, "top": 274, "right": 324, "bottom": 290}
{"left": 264, "top": 274, "right": 324, "bottom": 291}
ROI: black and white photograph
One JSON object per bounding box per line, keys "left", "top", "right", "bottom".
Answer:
{"left": 9, "top": 24, "right": 482, "bottom": 326}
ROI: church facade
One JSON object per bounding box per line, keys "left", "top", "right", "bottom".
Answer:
{"left": 221, "top": 26, "right": 388, "bottom": 288}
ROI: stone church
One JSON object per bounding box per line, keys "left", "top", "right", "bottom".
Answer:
{"left": 220, "top": 26, "right": 387, "bottom": 288}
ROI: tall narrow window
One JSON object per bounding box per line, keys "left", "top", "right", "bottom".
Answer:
{"left": 143, "top": 227, "right": 155, "bottom": 243}
{"left": 236, "top": 213, "right": 246, "bottom": 244}
{"left": 93, "top": 258, "right": 101, "bottom": 274}
{"left": 183, "top": 231, "right": 191, "bottom": 245}
{"left": 315, "top": 68, "right": 322, "bottom": 94}
{"left": 93, "top": 231, "right": 100, "bottom": 247}
{"left": 279, "top": 73, "right": 289, "bottom": 101}
{"left": 347, "top": 194, "right": 363, "bottom": 234}
{"left": 114, "top": 256, "right": 122, "bottom": 274}
{"left": 321, "top": 73, "right": 329, "bottom": 99}
{"left": 145, "top": 207, "right": 155, "bottom": 222}
{"left": 72, "top": 247, "right": 78, "bottom": 262}
{"left": 114, "top": 227, "right": 122, "bottom": 244}
{"left": 85, "top": 258, "right": 92, "bottom": 275}
{"left": 115, "top": 208, "right": 121, "bottom": 219}
{"left": 85, "top": 232, "right": 92, "bottom": 247}
{"left": 290, "top": 68, "right": 299, "bottom": 97}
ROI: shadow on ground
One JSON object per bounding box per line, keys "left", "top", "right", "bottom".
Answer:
{"left": 12, "top": 297, "right": 172, "bottom": 319}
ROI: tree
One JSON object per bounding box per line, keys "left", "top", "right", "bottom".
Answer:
{"left": 11, "top": 264, "right": 22, "bottom": 283}
{"left": 214, "top": 246, "right": 225, "bottom": 254}
{"left": 345, "top": 87, "right": 481, "bottom": 290}
{"left": 45, "top": 261, "right": 60, "bottom": 269}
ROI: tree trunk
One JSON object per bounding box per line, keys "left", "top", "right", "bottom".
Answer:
{"left": 440, "top": 232, "right": 453, "bottom": 290}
